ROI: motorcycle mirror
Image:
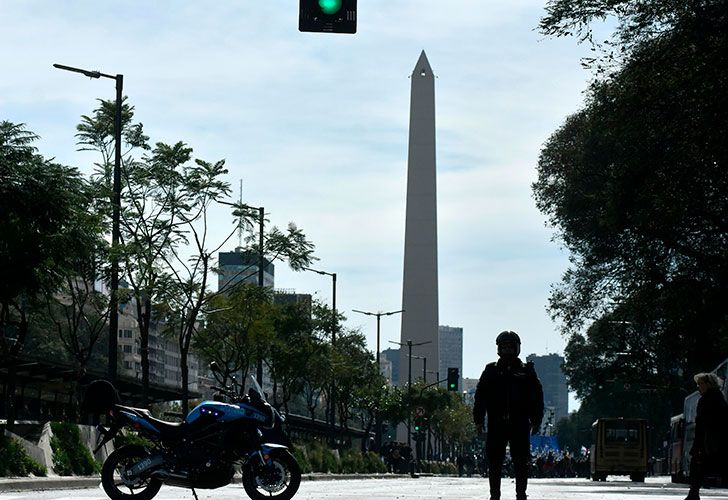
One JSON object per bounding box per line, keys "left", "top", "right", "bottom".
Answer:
{"left": 210, "top": 361, "right": 221, "bottom": 373}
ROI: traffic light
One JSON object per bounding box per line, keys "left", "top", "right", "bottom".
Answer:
{"left": 414, "top": 414, "right": 427, "bottom": 433}
{"left": 447, "top": 367, "right": 459, "bottom": 391}
{"left": 299, "top": 0, "right": 357, "bottom": 34}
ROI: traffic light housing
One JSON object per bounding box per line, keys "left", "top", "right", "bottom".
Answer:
{"left": 299, "top": 0, "right": 357, "bottom": 34}
{"left": 447, "top": 367, "right": 459, "bottom": 391}
{"left": 413, "top": 414, "right": 427, "bottom": 433}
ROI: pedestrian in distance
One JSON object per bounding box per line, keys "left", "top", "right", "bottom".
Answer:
{"left": 684, "top": 372, "right": 728, "bottom": 500}
{"left": 473, "top": 331, "right": 544, "bottom": 500}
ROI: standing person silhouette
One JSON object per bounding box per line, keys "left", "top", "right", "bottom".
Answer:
{"left": 473, "top": 331, "right": 544, "bottom": 500}
{"left": 684, "top": 372, "right": 728, "bottom": 500}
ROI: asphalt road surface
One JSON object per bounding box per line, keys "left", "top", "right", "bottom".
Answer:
{"left": 1, "top": 476, "right": 727, "bottom": 500}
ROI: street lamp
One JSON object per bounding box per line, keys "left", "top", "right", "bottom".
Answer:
{"left": 304, "top": 266, "right": 337, "bottom": 441}
{"left": 219, "top": 200, "right": 265, "bottom": 383}
{"left": 410, "top": 355, "right": 428, "bottom": 383}
{"left": 351, "top": 307, "right": 403, "bottom": 451}
{"left": 389, "top": 339, "right": 432, "bottom": 450}
{"left": 351, "top": 308, "right": 403, "bottom": 366}
{"left": 54, "top": 63, "right": 123, "bottom": 383}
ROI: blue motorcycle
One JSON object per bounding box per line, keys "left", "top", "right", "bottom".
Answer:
{"left": 84, "top": 371, "right": 301, "bottom": 500}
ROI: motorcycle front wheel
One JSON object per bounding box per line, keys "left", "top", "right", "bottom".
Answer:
{"left": 242, "top": 450, "right": 301, "bottom": 500}
{"left": 101, "top": 445, "right": 163, "bottom": 500}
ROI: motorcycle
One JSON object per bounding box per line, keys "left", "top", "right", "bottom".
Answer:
{"left": 83, "top": 367, "right": 301, "bottom": 500}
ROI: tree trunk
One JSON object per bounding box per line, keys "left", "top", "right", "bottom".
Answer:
{"left": 362, "top": 411, "right": 374, "bottom": 452}
{"left": 181, "top": 345, "right": 189, "bottom": 415}
{"left": 139, "top": 295, "right": 152, "bottom": 407}
{"left": 4, "top": 356, "right": 18, "bottom": 433}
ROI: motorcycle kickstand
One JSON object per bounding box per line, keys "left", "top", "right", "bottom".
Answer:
{"left": 191, "top": 488, "right": 199, "bottom": 500}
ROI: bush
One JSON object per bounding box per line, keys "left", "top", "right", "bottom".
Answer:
{"left": 113, "top": 430, "right": 154, "bottom": 449}
{"left": 438, "top": 461, "right": 457, "bottom": 475}
{"left": 50, "top": 422, "right": 100, "bottom": 476}
{"left": 363, "top": 451, "right": 387, "bottom": 473}
{"left": 321, "top": 447, "right": 339, "bottom": 473}
{"left": 0, "top": 434, "right": 47, "bottom": 477}
{"left": 306, "top": 442, "right": 340, "bottom": 473}
{"left": 340, "top": 449, "right": 364, "bottom": 474}
{"left": 291, "top": 446, "right": 311, "bottom": 473}
{"left": 293, "top": 442, "right": 385, "bottom": 474}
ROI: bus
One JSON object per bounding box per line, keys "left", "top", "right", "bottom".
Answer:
{"left": 590, "top": 417, "right": 648, "bottom": 482}
{"left": 668, "top": 413, "right": 686, "bottom": 482}
{"left": 670, "top": 357, "right": 728, "bottom": 483}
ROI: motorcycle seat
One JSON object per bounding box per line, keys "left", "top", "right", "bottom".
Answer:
{"left": 146, "top": 415, "right": 187, "bottom": 438}
{"left": 116, "top": 405, "right": 187, "bottom": 438}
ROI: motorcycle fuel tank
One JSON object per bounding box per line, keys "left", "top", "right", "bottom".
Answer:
{"left": 186, "top": 401, "right": 270, "bottom": 425}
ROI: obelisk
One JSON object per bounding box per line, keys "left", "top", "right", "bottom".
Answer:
{"left": 399, "top": 51, "right": 439, "bottom": 391}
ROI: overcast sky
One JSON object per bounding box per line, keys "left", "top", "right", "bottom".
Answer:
{"left": 1, "top": 2, "right": 600, "bottom": 404}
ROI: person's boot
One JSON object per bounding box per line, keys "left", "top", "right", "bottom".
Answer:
{"left": 515, "top": 460, "right": 528, "bottom": 500}
{"left": 488, "top": 469, "right": 501, "bottom": 500}
{"left": 684, "top": 487, "right": 700, "bottom": 500}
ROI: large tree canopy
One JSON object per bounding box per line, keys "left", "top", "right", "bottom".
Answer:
{"left": 1, "top": 121, "right": 105, "bottom": 428}
{"left": 540, "top": 0, "right": 728, "bottom": 68}
{"left": 535, "top": 2, "right": 728, "bottom": 443}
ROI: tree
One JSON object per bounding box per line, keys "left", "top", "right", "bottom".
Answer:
{"left": 266, "top": 300, "right": 314, "bottom": 415}
{"left": 298, "top": 331, "right": 331, "bottom": 422}
{"left": 194, "top": 284, "right": 274, "bottom": 387}
{"left": 154, "top": 156, "right": 316, "bottom": 414}
{"left": 75, "top": 99, "right": 317, "bottom": 412}
{"left": 331, "top": 329, "right": 380, "bottom": 432}
{"left": 535, "top": 7, "right": 728, "bottom": 333}
{"left": 535, "top": 0, "right": 728, "bottom": 440}
{"left": 539, "top": 0, "right": 727, "bottom": 71}
{"left": 76, "top": 100, "right": 194, "bottom": 406}
{"left": 0, "top": 121, "right": 100, "bottom": 429}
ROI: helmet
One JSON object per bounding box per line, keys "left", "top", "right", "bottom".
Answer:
{"left": 496, "top": 330, "right": 521, "bottom": 357}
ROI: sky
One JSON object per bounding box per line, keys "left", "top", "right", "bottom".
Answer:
{"left": 1, "top": 1, "right": 601, "bottom": 407}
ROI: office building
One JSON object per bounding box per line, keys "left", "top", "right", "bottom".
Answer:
{"left": 381, "top": 348, "right": 400, "bottom": 386}
{"left": 438, "top": 325, "right": 463, "bottom": 389}
{"left": 218, "top": 249, "right": 274, "bottom": 292}
{"left": 526, "top": 353, "right": 569, "bottom": 424}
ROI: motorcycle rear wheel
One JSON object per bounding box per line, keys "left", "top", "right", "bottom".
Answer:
{"left": 101, "top": 445, "right": 163, "bottom": 500}
{"left": 242, "top": 450, "right": 301, "bottom": 500}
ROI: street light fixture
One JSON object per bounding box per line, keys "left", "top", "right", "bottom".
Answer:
{"left": 218, "top": 200, "right": 266, "bottom": 383}
{"left": 410, "top": 354, "right": 428, "bottom": 383}
{"left": 351, "top": 307, "right": 403, "bottom": 451}
{"left": 389, "top": 339, "right": 432, "bottom": 450}
{"left": 54, "top": 63, "right": 123, "bottom": 382}
{"left": 304, "top": 266, "right": 338, "bottom": 442}
{"left": 351, "top": 308, "right": 403, "bottom": 366}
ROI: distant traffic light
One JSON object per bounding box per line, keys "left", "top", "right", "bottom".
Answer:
{"left": 447, "top": 367, "right": 459, "bottom": 391}
{"left": 414, "top": 415, "right": 422, "bottom": 432}
{"left": 299, "top": 0, "right": 357, "bottom": 34}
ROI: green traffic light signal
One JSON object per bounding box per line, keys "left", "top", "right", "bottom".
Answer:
{"left": 318, "top": 0, "right": 342, "bottom": 14}
{"left": 299, "top": 0, "right": 356, "bottom": 34}
{"left": 414, "top": 425, "right": 420, "bottom": 431}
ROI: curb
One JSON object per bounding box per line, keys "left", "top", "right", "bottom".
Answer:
{"left": 0, "top": 476, "right": 101, "bottom": 492}
{"left": 0, "top": 473, "right": 426, "bottom": 492}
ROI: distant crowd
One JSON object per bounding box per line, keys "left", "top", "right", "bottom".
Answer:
{"left": 380, "top": 442, "right": 592, "bottom": 479}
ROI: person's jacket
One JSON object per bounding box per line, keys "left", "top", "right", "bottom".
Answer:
{"left": 473, "top": 358, "right": 544, "bottom": 428}
{"left": 690, "top": 386, "right": 728, "bottom": 460}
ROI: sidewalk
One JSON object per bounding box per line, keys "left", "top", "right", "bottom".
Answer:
{"left": 0, "top": 473, "right": 417, "bottom": 493}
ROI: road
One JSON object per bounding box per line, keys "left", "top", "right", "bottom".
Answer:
{"left": 1, "top": 477, "right": 727, "bottom": 500}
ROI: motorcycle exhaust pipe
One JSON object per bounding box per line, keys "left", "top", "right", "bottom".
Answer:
{"left": 152, "top": 470, "right": 188, "bottom": 480}
{"left": 128, "top": 455, "right": 165, "bottom": 477}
